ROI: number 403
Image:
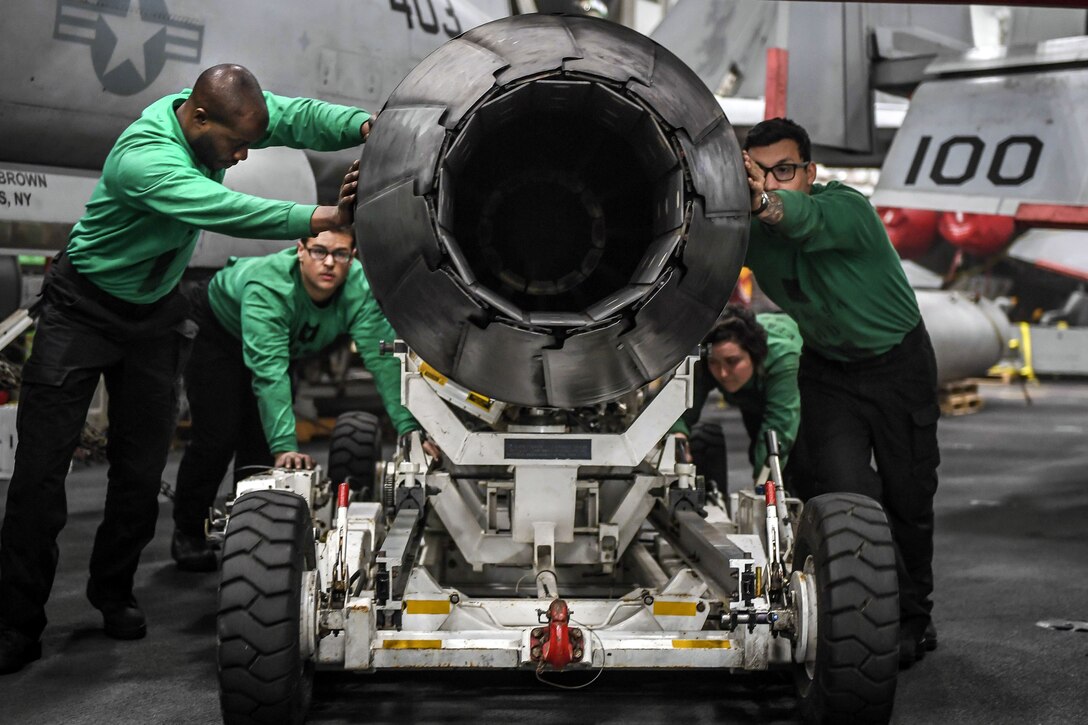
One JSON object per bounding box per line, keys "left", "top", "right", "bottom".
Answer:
{"left": 390, "top": 0, "right": 462, "bottom": 37}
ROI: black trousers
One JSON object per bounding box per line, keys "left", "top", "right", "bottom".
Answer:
{"left": 172, "top": 285, "right": 272, "bottom": 538}
{"left": 0, "top": 255, "right": 194, "bottom": 639}
{"left": 798, "top": 322, "right": 941, "bottom": 637}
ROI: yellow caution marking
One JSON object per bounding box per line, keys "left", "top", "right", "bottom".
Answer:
{"left": 405, "top": 599, "right": 451, "bottom": 615}
{"left": 653, "top": 600, "right": 698, "bottom": 617}
{"left": 672, "top": 639, "right": 731, "bottom": 649}
{"left": 1018, "top": 322, "right": 1037, "bottom": 381}
{"left": 419, "top": 362, "right": 494, "bottom": 410}
{"left": 383, "top": 639, "right": 443, "bottom": 649}
{"left": 419, "top": 362, "right": 447, "bottom": 385}
{"left": 466, "top": 391, "right": 493, "bottom": 411}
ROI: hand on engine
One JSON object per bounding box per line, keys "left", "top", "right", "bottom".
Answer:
{"left": 336, "top": 159, "right": 360, "bottom": 226}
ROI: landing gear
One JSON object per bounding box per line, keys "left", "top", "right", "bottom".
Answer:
{"left": 791, "top": 493, "right": 899, "bottom": 725}
{"left": 217, "top": 490, "right": 316, "bottom": 725}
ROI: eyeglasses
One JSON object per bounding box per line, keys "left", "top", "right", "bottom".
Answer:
{"left": 305, "top": 245, "right": 354, "bottom": 264}
{"left": 757, "top": 161, "right": 810, "bottom": 182}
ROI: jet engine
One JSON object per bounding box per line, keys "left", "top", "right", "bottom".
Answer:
{"left": 217, "top": 18, "right": 901, "bottom": 725}
{"left": 355, "top": 13, "right": 749, "bottom": 407}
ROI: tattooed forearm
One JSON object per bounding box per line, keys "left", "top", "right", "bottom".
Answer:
{"left": 758, "top": 193, "right": 785, "bottom": 225}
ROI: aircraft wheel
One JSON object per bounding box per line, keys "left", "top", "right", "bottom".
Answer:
{"left": 328, "top": 411, "right": 382, "bottom": 499}
{"left": 792, "top": 493, "right": 899, "bottom": 724}
{"left": 218, "top": 490, "right": 316, "bottom": 725}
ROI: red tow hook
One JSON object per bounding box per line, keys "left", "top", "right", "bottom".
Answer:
{"left": 529, "top": 599, "right": 584, "bottom": 671}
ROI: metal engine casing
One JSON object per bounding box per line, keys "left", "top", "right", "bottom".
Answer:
{"left": 355, "top": 14, "right": 749, "bottom": 407}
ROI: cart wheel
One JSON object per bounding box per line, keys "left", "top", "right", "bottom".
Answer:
{"left": 218, "top": 490, "right": 316, "bottom": 725}
{"left": 689, "top": 420, "right": 728, "bottom": 493}
{"left": 328, "top": 411, "right": 382, "bottom": 499}
{"left": 792, "top": 493, "right": 899, "bottom": 724}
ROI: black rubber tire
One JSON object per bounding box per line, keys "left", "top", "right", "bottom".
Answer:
{"left": 327, "top": 411, "right": 381, "bottom": 498}
{"left": 793, "top": 493, "right": 899, "bottom": 725}
{"left": 688, "top": 420, "right": 728, "bottom": 493}
{"left": 218, "top": 490, "right": 316, "bottom": 725}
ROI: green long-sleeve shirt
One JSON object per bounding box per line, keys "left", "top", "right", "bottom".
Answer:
{"left": 744, "top": 182, "right": 920, "bottom": 361}
{"left": 67, "top": 90, "right": 369, "bottom": 303}
{"left": 671, "top": 313, "right": 802, "bottom": 478}
{"left": 208, "top": 248, "right": 418, "bottom": 454}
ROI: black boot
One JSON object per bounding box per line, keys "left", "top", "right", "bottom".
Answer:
{"left": 171, "top": 529, "right": 218, "bottom": 572}
{"left": 898, "top": 632, "right": 924, "bottom": 669}
{"left": 87, "top": 583, "right": 147, "bottom": 640}
{"left": 899, "top": 617, "right": 938, "bottom": 668}
{"left": 0, "top": 626, "right": 41, "bottom": 675}
{"left": 922, "top": 620, "right": 938, "bottom": 651}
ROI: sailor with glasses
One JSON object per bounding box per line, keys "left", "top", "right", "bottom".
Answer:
{"left": 742, "top": 117, "right": 941, "bottom": 669}
{"left": 170, "top": 227, "right": 434, "bottom": 571}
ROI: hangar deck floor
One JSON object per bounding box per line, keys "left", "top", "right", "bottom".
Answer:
{"left": 1, "top": 380, "right": 1086, "bottom": 724}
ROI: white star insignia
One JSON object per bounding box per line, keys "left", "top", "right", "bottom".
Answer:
{"left": 100, "top": 0, "right": 163, "bottom": 82}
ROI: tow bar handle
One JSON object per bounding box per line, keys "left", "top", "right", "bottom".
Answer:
{"left": 763, "top": 430, "right": 794, "bottom": 559}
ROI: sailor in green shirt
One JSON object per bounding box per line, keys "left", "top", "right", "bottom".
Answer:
{"left": 0, "top": 64, "right": 371, "bottom": 673}
{"left": 171, "top": 228, "right": 436, "bottom": 570}
{"left": 670, "top": 306, "right": 805, "bottom": 494}
{"left": 742, "top": 117, "right": 940, "bottom": 668}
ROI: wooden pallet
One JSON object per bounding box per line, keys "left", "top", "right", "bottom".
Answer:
{"left": 939, "top": 381, "right": 983, "bottom": 416}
